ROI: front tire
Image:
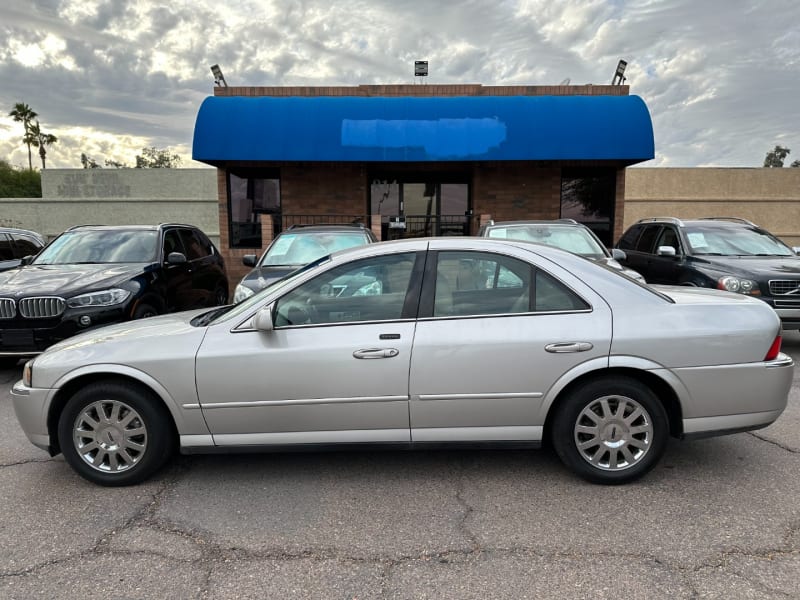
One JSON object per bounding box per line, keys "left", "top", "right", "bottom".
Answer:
{"left": 57, "top": 381, "right": 174, "bottom": 486}
{"left": 551, "top": 376, "right": 668, "bottom": 485}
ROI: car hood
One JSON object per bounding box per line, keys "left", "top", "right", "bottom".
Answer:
{"left": 240, "top": 265, "right": 298, "bottom": 291}
{"left": 0, "top": 263, "right": 149, "bottom": 298}
{"left": 693, "top": 255, "right": 800, "bottom": 277}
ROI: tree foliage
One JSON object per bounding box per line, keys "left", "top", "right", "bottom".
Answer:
{"left": 763, "top": 145, "right": 791, "bottom": 167}
{"left": 0, "top": 159, "right": 42, "bottom": 197}
{"left": 135, "top": 147, "right": 181, "bottom": 168}
{"left": 8, "top": 102, "right": 38, "bottom": 171}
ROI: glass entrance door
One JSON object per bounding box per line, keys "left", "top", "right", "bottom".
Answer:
{"left": 370, "top": 179, "right": 470, "bottom": 241}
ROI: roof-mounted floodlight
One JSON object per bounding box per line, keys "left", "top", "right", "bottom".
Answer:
{"left": 415, "top": 61, "right": 428, "bottom": 77}
{"left": 612, "top": 59, "right": 627, "bottom": 85}
{"left": 210, "top": 64, "right": 228, "bottom": 88}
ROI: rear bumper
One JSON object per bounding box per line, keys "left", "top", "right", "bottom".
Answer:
{"left": 674, "top": 353, "right": 793, "bottom": 437}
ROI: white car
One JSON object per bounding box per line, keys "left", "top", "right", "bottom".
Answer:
{"left": 12, "top": 237, "right": 793, "bottom": 486}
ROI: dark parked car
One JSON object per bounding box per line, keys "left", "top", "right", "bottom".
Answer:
{"left": 233, "top": 223, "right": 378, "bottom": 302}
{"left": 0, "top": 223, "right": 227, "bottom": 366}
{"left": 0, "top": 227, "right": 46, "bottom": 272}
{"left": 616, "top": 217, "right": 800, "bottom": 328}
{"left": 479, "top": 219, "right": 645, "bottom": 282}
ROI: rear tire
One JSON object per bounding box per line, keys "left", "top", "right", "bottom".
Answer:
{"left": 57, "top": 381, "right": 174, "bottom": 486}
{"left": 551, "top": 376, "right": 668, "bottom": 485}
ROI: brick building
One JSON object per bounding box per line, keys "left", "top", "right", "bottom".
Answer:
{"left": 191, "top": 84, "right": 654, "bottom": 284}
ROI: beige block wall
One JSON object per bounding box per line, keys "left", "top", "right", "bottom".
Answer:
{"left": 624, "top": 168, "right": 800, "bottom": 246}
{"left": 0, "top": 169, "right": 219, "bottom": 247}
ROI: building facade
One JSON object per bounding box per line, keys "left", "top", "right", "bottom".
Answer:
{"left": 191, "top": 84, "right": 654, "bottom": 284}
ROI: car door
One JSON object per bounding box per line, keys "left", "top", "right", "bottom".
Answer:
{"left": 161, "top": 228, "right": 195, "bottom": 311}
{"left": 408, "top": 244, "right": 612, "bottom": 442}
{"left": 195, "top": 251, "right": 424, "bottom": 445}
{"left": 647, "top": 225, "right": 684, "bottom": 284}
{"left": 177, "top": 228, "right": 217, "bottom": 307}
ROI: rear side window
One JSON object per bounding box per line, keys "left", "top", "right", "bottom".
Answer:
{"left": 178, "top": 229, "right": 209, "bottom": 260}
{"left": 534, "top": 270, "right": 590, "bottom": 312}
{"left": 617, "top": 225, "right": 642, "bottom": 250}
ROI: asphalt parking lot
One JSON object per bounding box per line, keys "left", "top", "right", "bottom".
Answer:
{"left": 1, "top": 334, "right": 799, "bottom": 599}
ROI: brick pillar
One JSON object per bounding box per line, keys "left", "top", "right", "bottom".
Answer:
{"left": 260, "top": 214, "right": 275, "bottom": 247}
{"left": 370, "top": 214, "right": 382, "bottom": 241}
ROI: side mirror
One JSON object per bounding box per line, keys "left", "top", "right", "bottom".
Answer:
{"left": 793, "top": 247, "right": 800, "bottom": 256}
{"left": 166, "top": 252, "right": 187, "bottom": 264}
{"left": 243, "top": 254, "right": 257, "bottom": 267}
{"left": 656, "top": 245, "right": 676, "bottom": 257}
{"left": 611, "top": 248, "right": 627, "bottom": 261}
{"left": 20, "top": 255, "right": 33, "bottom": 266}
{"left": 254, "top": 304, "right": 274, "bottom": 332}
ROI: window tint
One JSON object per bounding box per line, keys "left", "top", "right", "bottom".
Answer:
{"left": 178, "top": 229, "right": 208, "bottom": 260}
{"left": 10, "top": 234, "right": 42, "bottom": 258}
{"left": 274, "top": 253, "right": 417, "bottom": 326}
{"left": 163, "top": 230, "right": 184, "bottom": 258}
{"left": 535, "top": 270, "right": 590, "bottom": 312}
{"left": 655, "top": 227, "right": 681, "bottom": 253}
{"left": 635, "top": 226, "right": 661, "bottom": 253}
{"left": 617, "top": 224, "right": 642, "bottom": 250}
{"left": 0, "top": 235, "right": 13, "bottom": 261}
{"left": 433, "top": 251, "right": 531, "bottom": 317}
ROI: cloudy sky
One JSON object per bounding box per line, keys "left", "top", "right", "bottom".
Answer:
{"left": 0, "top": 0, "right": 798, "bottom": 170}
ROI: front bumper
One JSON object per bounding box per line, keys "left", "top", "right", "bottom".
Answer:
{"left": 11, "top": 379, "right": 54, "bottom": 453}
{"left": 0, "top": 305, "right": 128, "bottom": 357}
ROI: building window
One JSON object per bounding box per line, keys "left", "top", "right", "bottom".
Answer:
{"left": 560, "top": 169, "right": 616, "bottom": 247}
{"left": 227, "top": 169, "right": 280, "bottom": 248}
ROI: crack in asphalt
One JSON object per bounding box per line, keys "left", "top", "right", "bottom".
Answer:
{"left": 0, "top": 457, "right": 58, "bottom": 468}
{"left": 747, "top": 431, "right": 800, "bottom": 454}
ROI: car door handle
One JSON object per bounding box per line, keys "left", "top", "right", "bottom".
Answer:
{"left": 544, "top": 342, "right": 594, "bottom": 353}
{"left": 353, "top": 348, "right": 400, "bottom": 359}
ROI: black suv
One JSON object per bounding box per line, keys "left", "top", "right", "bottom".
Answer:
{"left": 233, "top": 223, "right": 378, "bottom": 302}
{"left": 0, "top": 227, "right": 46, "bottom": 272}
{"left": 0, "top": 223, "right": 228, "bottom": 364}
{"left": 616, "top": 217, "right": 800, "bottom": 328}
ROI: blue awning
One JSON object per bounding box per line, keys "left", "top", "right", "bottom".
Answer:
{"left": 192, "top": 95, "right": 654, "bottom": 164}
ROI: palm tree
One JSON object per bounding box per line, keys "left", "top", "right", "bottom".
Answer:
{"left": 8, "top": 103, "right": 38, "bottom": 170}
{"left": 28, "top": 121, "right": 58, "bottom": 170}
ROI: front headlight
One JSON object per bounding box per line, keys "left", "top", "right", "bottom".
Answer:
{"left": 23, "top": 359, "right": 33, "bottom": 387}
{"left": 717, "top": 276, "right": 761, "bottom": 296}
{"left": 67, "top": 288, "right": 131, "bottom": 308}
{"left": 233, "top": 283, "right": 255, "bottom": 303}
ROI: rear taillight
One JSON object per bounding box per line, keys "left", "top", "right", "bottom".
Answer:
{"left": 764, "top": 335, "right": 782, "bottom": 361}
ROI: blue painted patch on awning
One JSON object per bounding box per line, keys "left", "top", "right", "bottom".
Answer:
{"left": 192, "top": 95, "right": 654, "bottom": 164}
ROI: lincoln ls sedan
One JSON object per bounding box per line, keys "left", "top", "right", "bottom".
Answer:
{"left": 12, "top": 237, "right": 793, "bottom": 486}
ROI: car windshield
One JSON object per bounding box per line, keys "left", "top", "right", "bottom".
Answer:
{"left": 487, "top": 225, "right": 608, "bottom": 260}
{"left": 260, "top": 231, "right": 370, "bottom": 267}
{"left": 685, "top": 226, "right": 794, "bottom": 257}
{"left": 33, "top": 230, "right": 159, "bottom": 265}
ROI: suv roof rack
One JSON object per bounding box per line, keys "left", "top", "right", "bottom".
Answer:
{"left": 697, "top": 217, "right": 758, "bottom": 227}
{"left": 286, "top": 222, "right": 366, "bottom": 230}
{"left": 634, "top": 217, "right": 685, "bottom": 226}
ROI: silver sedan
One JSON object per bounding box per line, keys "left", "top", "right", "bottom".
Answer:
{"left": 11, "top": 237, "right": 794, "bottom": 486}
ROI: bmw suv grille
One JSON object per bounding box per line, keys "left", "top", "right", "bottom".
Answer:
{"left": 18, "top": 297, "right": 66, "bottom": 318}
{"left": 0, "top": 298, "right": 15, "bottom": 319}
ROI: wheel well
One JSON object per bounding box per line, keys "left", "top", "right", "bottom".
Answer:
{"left": 46, "top": 373, "right": 179, "bottom": 456}
{"left": 543, "top": 367, "right": 684, "bottom": 444}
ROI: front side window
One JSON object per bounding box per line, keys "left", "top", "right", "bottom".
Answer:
{"left": 655, "top": 227, "right": 681, "bottom": 254}
{"left": 34, "top": 230, "right": 158, "bottom": 265}
{"left": 178, "top": 229, "right": 209, "bottom": 260}
{"left": 11, "top": 234, "right": 42, "bottom": 257}
{"left": 274, "top": 253, "right": 418, "bottom": 326}
{"left": 228, "top": 169, "right": 280, "bottom": 248}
